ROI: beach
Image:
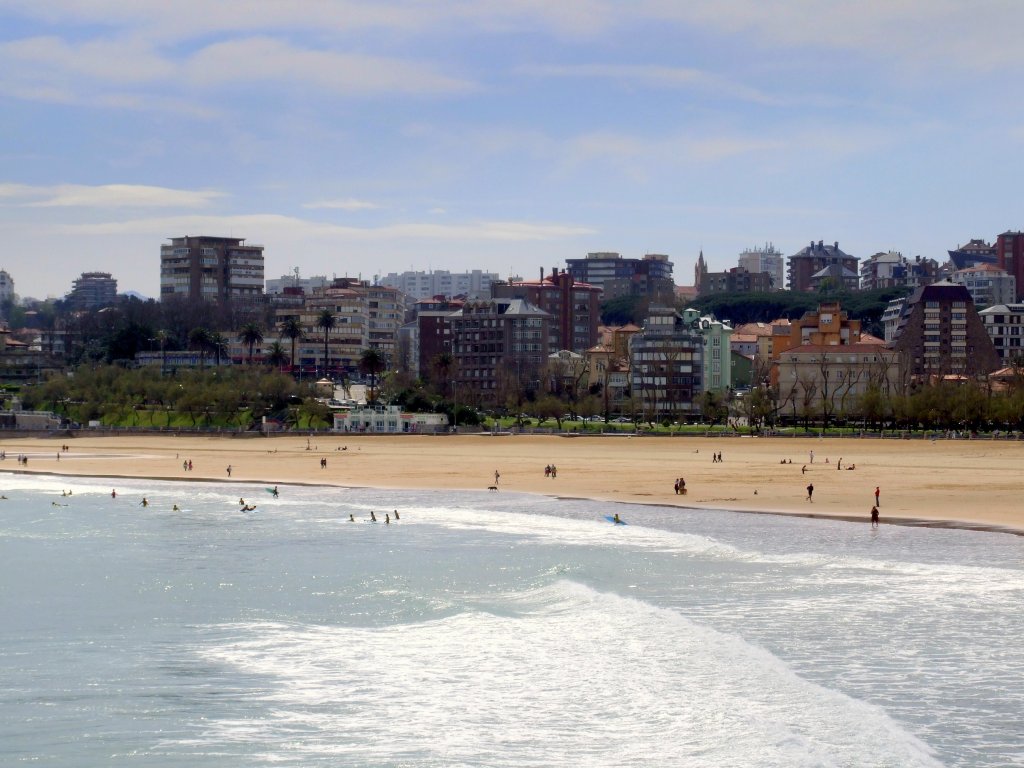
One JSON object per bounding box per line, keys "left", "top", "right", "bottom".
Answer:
{"left": 3, "top": 432, "right": 1021, "bottom": 533}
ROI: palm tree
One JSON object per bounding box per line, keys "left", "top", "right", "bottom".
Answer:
{"left": 359, "top": 347, "right": 386, "bottom": 403}
{"left": 238, "top": 322, "right": 264, "bottom": 364}
{"left": 316, "top": 309, "right": 336, "bottom": 376}
{"left": 209, "top": 332, "right": 229, "bottom": 367}
{"left": 188, "top": 327, "right": 211, "bottom": 368}
{"left": 279, "top": 316, "right": 303, "bottom": 372}
{"left": 266, "top": 341, "right": 288, "bottom": 369}
{"left": 155, "top": 329, "right": 170, "bottom": 374}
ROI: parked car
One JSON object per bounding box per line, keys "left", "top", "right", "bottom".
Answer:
{"left": 613, "top": 416, "right": 633, "bottom": 423}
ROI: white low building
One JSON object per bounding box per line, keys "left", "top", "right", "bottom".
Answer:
{"left": 332, "top": 404, "right": 448, "bottom": 433}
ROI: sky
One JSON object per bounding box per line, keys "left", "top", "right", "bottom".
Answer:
{"left": 2, "top": 1, "right": 1024, "bottom": 301}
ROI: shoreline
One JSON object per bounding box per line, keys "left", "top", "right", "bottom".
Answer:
{"left": 3, "top": 433, "right": 1022, "bottom": 537}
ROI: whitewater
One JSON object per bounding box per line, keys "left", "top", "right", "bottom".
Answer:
{"left": 1, "top": 472, "right": 1022, "bottom": 767}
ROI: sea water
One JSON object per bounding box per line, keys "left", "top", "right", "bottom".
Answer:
{"left": 1, "top": 473, "right": 1022, "bottom": 767}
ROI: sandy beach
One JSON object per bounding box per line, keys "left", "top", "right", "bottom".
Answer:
{"left": 2, "top": 432, "right": 1021, "bottom": 534}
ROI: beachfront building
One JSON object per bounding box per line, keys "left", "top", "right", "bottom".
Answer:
{"left": 738, "top": 243, "right": 785, "bottom": 291}
{"left": 66, "top": 272, "right": 118, "bottom": 310}
{"left": 332, "top": 404, "right": 448, "bottom": 433}
{"left": 379, "top": 269, "right": 498, "bottom": 301}
{"left": 265, "top": 269, "right": 330, "bottom": 296}
{"left": 948, "top": 238, "right": 997, "bottom": 271}
{"left": 881, "top": 297, "right": 907, "bottom": 343}
{"left": 585, "top": 325, "right": 640, "bottom": 416}
{"left": 890, "top": 281, "right": 1000, "bottom": 379}
{"left": 776, "top": 344, "right": 905, "bottom": 424}
{"left": 449, "top": 298, "right": 551, "bottom": 407}
{"left": 787, "top": 240, "right": 859, "bottom": 292}
{"left": 628, "top": 306, "right": 704, "bottom": 421}
{"left": 159, "top": 236, "right": 264, "bottom": 304}
{"left": 404, "top": 296, "right": 462, "bottom": 381}
{"left": 978, "top": 303, "right": 1024, "bottom": 364}
{"left": 951, "top": 264, "right": 1016, "bottom": 309}
{"left": 680, "top": 308, "right": 733, "bottom": 393}
{"left": 565, "top": 252, "right": 675, "bottom": 304}
{"left": 860, "top": 251, "right": 906, "bottom": 291}
{"left": 996, "top": 231, "right": 1024, "bottom": 301}
{"left": 275, "top": 278, "right": 406, "bottom": 377}
{"left": 491, "top": 267, "right": 601, "bottom": 353}
{"left": 697, "top": 266, "right": 773, "bottom": 296}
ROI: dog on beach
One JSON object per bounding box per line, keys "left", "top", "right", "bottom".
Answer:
{"left": 487, "top": 486, "right": 499, "bottom": 491}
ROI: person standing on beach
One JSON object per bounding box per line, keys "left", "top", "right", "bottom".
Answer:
{"left": 810, "top": 450, "right": 814, "bottom": 464}
{"left": 494, "top": 470, "right": 500, "bottom": 485}
{"left": 226, "top": 465, "right": 232, "bottom": 477}
{"left": 806, "top": 483, "right": 814, "bottom": 502}
{"left": 871, "top": 506, "right": 879, "bottom": 527}
{"left": 875, "top": 486, "right": 880, "bottom": 506}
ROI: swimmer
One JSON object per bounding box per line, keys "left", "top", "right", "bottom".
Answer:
{"left": 385, "top": 513, "right": 390, "bottom": 525}
{"left": 239, "top": 498, "right": 246, "bottom": 506}
{"left": 111, "top": 489, "right": 117, "bottom": 498}
{"left": 140, "top": 497, "right": 149, "bottom": 507}
{"left": 172, "top": 505, "right": 180, "bottom": 511}
{"left": 349, "top": 514, "right": 355, "bottom": 522}
{"left": 370, "top": 511, "right": 377, "bottom": 522}
{"left": 394, "top": 509, "right": 400, "bottom": 520}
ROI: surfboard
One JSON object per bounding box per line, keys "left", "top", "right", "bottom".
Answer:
{"left": 604, "top": 515, "right": 627, "bottom": 525}
{"left": 265, "top": 487, "right": 278, "bottom": 495}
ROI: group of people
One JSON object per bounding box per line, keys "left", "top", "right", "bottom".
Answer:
{"left": 353, "top": 509, "right": 400, "bottom": 524}
{"left": 673, "top": 477, "right": 687, "bottom": 495}
{"left": 544, "top": 464, "right": 558, "bottom": 478}
{"left": 710, "top": 452, "right": 723, "bottom": 463}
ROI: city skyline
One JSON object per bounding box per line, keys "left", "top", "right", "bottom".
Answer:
{"left": 3, "top": 1, "right": 1024, "bottom": 299}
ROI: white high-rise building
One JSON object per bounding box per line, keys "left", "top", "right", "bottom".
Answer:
{"left": 378, "top": 269, "right": 498, "bottom": 300}
{"left": 738, "top": 243, "right": 784, "bottom": 290}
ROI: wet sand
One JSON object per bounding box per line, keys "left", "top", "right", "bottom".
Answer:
{"left": 2, "top": 432, "right": 1021, "bottom": 534}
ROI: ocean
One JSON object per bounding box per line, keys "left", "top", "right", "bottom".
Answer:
{"left": 1, "top": 472, "right": 1022, "bottom": 767}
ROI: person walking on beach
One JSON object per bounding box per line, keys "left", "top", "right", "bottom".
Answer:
{"left": 875, "top": 486, "right": 880, "bottom": 506}
{"left": 871, "top": 506, "right": 879, "bottom": 527}
{"left": 809, "top": 450, "right": 814, "bottom": 464}
{"left": 806, "top": 483, "right": 814, "bottom": 502}
{"left": 494, "top": 470, "right": 500, "bottom": 485}
{"left": 226, "top": 465, "right": 232, "bottom": 477}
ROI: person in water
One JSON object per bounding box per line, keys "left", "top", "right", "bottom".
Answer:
{"left": 393, "top": 509, "right": 400, "bottom": 520}
{"left": 370, "top": 511, "right": 377, "bottom": 522}
{"left": 111, "top": 489, "right": 117, "bottom": 498}
{"left": 385, "top": 513, "right": 390, "bottom": 525}
{"left": 172, "top": 504, "right": 180, "bottom": 511}
{"left": 272, "top": 486, "right": 279, "bottom": 498}
{"left": 140, "top": 497, "right": 148, "bottom": 507}
{"left": 349, "top": 514, "right": 355, "bottom": 522}
{"left": 613, "top": 513, "right": 621, "bottom": 524}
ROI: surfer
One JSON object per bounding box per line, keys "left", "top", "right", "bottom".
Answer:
{"left": 272, "top": 486, "right": 279, "bottom": 498}
{"left": 613, "top": 513, "right": 621, "bottom": 524}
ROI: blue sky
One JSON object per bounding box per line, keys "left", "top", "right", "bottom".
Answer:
{"left": 2, "top": 1, "right": 1023, "bottom": 300}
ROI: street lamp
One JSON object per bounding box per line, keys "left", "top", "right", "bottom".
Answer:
{"left": 452, "top": 377, "right": 458, "bottom": 433}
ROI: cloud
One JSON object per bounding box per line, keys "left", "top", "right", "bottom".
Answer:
{"left": 303, "top": 198, "right": 383, "bottom": 211}
{"left": 60, "top": 213, "right": 595, "bottom": 242}
{"left": 0, "top": 183, "right": 224, "bottom": 208}
{"left": 521, "top": 63, "right": 780, "bottom": 105}
{"left": 183, "top": 37, "right": 474, "bottom": 95}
